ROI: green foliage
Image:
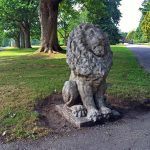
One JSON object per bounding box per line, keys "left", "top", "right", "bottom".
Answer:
{"left": 0, "top": 0, "right": 121, "bottom": 46}
{"left": 1, "top": 38, "right": 11, "bottom": 47}
{"left": 0, "top": 0, "right": 40, "bottom": 44}
{"left": 126, "top": 31, "right": 136, "bottom": 41}
{"left": 80, "top": 0, "right": 121, "bottom": 44}
{"left": 134, "top": 27, "right": 147, "bottom": 43}
{"left": 140, "top": 0, "right": 150, "bottom": 14}
{"left": 58, "top": 0, "right": 80, "bottom": 45}
{"left": 83, "top": 0, "right": 107, "bottom": 23}
{"left": 98, "top": 18, "right": 121, "bottom": 44}
{"left": 58, "top": 0, "right": 121, "bottom": 45}
{"left": 120, "top": 32, "right": 127, "bottom": 43}
{"left": 0, "top": 27, "right": 4, "bottom": 46}
{"left": 141, "top": 12, "right": 150, "bottom": 41}
{"left": 134, "top": 0, "right": 150, "bottom": 43}
{"left": 125, "top": 29, "right": 147, "bottom": 44}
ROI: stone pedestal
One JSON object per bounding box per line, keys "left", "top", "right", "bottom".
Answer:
{"left": 55, "top": 104, "right": 99, "bottom": 128}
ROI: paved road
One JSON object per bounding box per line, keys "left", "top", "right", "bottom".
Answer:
{"left": 126, "top": 44, "right": 150, "bottom": 72}
{"left": 1, "top": 111, "right": 150, "bottom": 150}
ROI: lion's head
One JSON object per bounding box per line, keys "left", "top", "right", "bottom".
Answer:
{"left": 67, "top": 24, "right": 113, "bottom": 78}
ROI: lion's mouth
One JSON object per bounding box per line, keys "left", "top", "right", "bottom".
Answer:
{"left": 92, "top": 45, "right": 105, "bottom": 57}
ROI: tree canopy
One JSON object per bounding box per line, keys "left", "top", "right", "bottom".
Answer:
{"left": 0, "top": 0, "right": 122, "bottom": 48}
{"left": 79, "top": 0, "right": 121, "bottom": 44}
{"left": 141, "top": 11, "right": 150, "bottom": 40}
{"left": 128, "top": 0, "right": 150, "bottom": 43}
{"left": 0, "top": 0, "right": 39, "bottom": 48}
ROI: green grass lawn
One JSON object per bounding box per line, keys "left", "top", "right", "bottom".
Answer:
{"left": 0, "top": 46, "right": 150, "bottom": 141}
{"left": 108, "top": 46, "right": 150, "bottom": 100}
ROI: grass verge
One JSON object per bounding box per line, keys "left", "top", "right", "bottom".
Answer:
{"left": 108, "top": 46, "right": 150, "bottom": 101}
{"left": 0, "top": 46, "right": 149, "bottom": 141}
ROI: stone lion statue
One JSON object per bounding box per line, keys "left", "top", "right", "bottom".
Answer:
{"left": 62, "top": 24, "right": 113, "bottom": 122}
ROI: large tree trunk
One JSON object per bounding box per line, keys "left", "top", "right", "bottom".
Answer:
{"left": 39, "top": 0, "right": 63, "bottom": 53}
{"left": 20, "top": 22, "right": 32, "bottom": 48}
{"left": 20, "top": 30, "right": 25, "bottom": 48}
{"left": 24, "top": 29, "right": 31, "bottom": 48}
{"left": 14, "top": 34, "right": 20, "bottom": 48}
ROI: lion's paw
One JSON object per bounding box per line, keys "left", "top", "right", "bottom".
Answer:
{"left": 87, "top": 108, "right": 101, "bottom": 122}
{"left": 70, "top": 105, "right": 87, "bottom": 118}
{"left": 100, "top": 106, "right": 111, "bottom": 119}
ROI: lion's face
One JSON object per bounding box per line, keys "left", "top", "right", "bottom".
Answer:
{"left": 85, "top": 27, "right": 107, "bottom": 57}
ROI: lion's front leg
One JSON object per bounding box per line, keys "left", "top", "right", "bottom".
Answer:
{"left": 94, "top": 80, "right": 111, "bottom": 118}
{"left": 77, "top": 81, "right": 101, "bottom": 122}
{"left": 62, "top": 80, "right": 87, "bottom": 118}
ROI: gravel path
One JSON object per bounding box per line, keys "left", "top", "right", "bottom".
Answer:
{"left": 126, "top": 44, "right": 150, "bottom": 72}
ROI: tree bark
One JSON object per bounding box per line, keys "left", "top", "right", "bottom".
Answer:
{"left": 14, "top": 34, "right": 20, "bottom": 48}
{"left": 24, "top": 29, "right": 31, "bottom": 48}
{"left": 20, "top": 22, "right": 32, "bottom": 48}
{"left": 39, "top": 0, "right": 63, "bottom": 53}
{"left": 20, "top": 30, "right": 25, "bottom": 48}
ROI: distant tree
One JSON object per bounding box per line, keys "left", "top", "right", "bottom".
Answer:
{"left": 99, "top": 0, "right": 121, "bottom": 44}
{"left": 140, "top": 0, "right": 150, "bottom": 15}
{"left": 135, "top": 0, "right": 150, "bottom": 42}
{"left": 121, "top": 32, "right": 128, "bottom": 38}
{"left": 4, "top": 28, "right": 21, "bottom": 48}
{"left": 126, "top": 31, "right": 136, "bottom": 41}
{"left": 58, "top": 1, "right": 80, "bottom": 45}
{"left": 120, "top": 32, "right": 127, "bottom": 43}
{"left": 141, "top": 12, "right": 150, "bottom": 41}
{"left": 0, "top": 0, "right": 39, "bottom": 48}
{"left": 133, "top": 27, "right": 147, "bottom": 43}
{"left": 0, "top": 27, "right": 4, "bottom": 46}
{"left": 79, "top": 0, "right": 121, "bottom": 44}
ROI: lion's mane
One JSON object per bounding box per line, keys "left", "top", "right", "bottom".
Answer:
{"left": 67, "top": 24, "right": 113, "bottom": 79}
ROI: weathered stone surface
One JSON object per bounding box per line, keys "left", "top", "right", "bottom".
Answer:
{"left": 55, "top": 104, "right": 98, "bottom": 128}
{"left": 61, "top": 23, "right": 116, "bottom": 124}
{"left": 110, "top": 110, "right": 122, "bottom": 120}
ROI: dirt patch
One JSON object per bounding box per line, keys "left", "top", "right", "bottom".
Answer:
{"left": 35, "top": 93, "right": 150, "bottom": 137}
{"left": 107, "top": 96, "right": 150, "bottom": 112}
{"left": 35, "top": 93, "right": 78, "bottom": 135}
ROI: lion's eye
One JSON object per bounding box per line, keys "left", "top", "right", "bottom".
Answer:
{"left": 89, "top": 33, "right": 93, "bottom": 37}
{"left": 90, "top": 30, "right": 94, "bottom": 36}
